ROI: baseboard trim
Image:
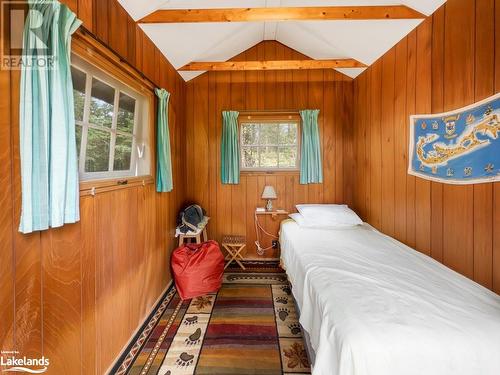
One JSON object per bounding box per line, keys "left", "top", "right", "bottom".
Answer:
{"left": 241, "top": 257, "right": 280, "bottom": 261}
{"left": 106, "top": 280, "right": 174, "bottom": 374}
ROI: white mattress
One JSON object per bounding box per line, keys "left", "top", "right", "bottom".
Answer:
{"left": 280, "top": 220, "right": 500, "bottom": 375}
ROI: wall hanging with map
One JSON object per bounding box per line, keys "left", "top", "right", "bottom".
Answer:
{"left": 408, "top": 93, "right": 500, "bottom": 184}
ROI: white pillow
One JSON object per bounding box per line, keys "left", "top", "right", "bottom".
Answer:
{"left": 295, "top": 204, "right": 363, "bottom": 226}
{"left": 289, "top": 212, "right": 359, "bottom": 229}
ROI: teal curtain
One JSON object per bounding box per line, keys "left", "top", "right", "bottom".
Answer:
{"left": 19, "top": 0, "right": 82, "bottom": 234}
{"left": 300, "top": 109, "right": 323, "bottom": 184}
{"left": 221, "top": 111, "right": 240, "bottom": 184}
{"left": 155, "top": 88, "right": 173, "bottom": 192}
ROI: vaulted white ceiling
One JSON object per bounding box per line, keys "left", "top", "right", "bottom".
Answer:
{"left": 118, "top": 0, "right": 446, "bottom": 81}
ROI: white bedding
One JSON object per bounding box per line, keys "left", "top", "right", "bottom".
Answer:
{"left": 280, "top": 220, "right": 500, "bottom": 375}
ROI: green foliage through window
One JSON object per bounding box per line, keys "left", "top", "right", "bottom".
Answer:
{"left": 71, "top": 64, "right": 138, "bottom": 178}
{"left": 240, "top": 121, "right": 299, "bottom": 170}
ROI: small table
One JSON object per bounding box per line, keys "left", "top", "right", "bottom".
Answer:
{"left": 177, "top": 219, "right": 209, "bottom": 247}
{"left": 222, "top": 235, "right": 246, "bottom": 270}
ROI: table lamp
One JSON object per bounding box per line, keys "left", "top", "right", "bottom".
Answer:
{"left": 262, "top": 185, "right": 277, "bottom": 211}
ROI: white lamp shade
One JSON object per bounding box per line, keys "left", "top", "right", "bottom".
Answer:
{"left": 262, "top": 185, "right": 277, "bottom": 199}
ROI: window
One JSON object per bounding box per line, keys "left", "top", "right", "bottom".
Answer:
{"left": 71, "top": 55, "right": 150, "bottom": 181}
{"left": 240, "top": 115, "right": 300, "bottom": 171}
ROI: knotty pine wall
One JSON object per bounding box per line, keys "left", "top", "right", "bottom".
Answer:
{"left": 0, "top": 1, "right": 186, "bottom": 374}
{"left": 351, "top": 0, "right": 500, "bottom": 294}
{"left": 185, "top": 41, "right": 354, "bottom": 258}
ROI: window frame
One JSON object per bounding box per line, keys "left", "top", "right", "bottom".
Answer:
{"left": 71, "top": 55, "right": 149, "bottom": 182}
{"left": 238, "top": 113, "right": 301, "bottom": 172}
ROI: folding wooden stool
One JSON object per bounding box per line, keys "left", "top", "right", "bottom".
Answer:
{"left": 221, "top": 235, "right": 246, "bottom": 270}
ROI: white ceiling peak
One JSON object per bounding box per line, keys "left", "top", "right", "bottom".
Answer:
{"left": 119, "top": 0, "right": 447, "bottom": 81}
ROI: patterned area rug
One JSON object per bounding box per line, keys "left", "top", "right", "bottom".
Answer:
{"left": 113, "top": 272, "right": 311, "bottom": 375}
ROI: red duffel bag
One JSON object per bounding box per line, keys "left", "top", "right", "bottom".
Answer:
{"left": 171, "top": 240, "right": 225, "bottom": 300}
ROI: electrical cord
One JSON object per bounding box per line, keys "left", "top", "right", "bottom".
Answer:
{"left": 254, "top": 212, "right": 279, "bottom": 255}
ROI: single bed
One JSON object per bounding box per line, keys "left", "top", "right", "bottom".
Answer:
{"left": 280, "top": 220, "right": 500, "bottom": 375}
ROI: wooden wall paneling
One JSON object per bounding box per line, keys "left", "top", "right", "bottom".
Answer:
{"left": 245, "top": 176, "right": 259, "bottom": 258}
{"left": 334, "top": 71, "right": 345, "bottom": 204}
{"left": 77, "top": 0, "right": 93, "bottom": 32}
{"left": 308, "top": 68, "right": 324, "bottom": 204}
{"left": 41, "top": 225, "right": 82, "bottom": 375}
{"left": 275, "top": 43, "right": 286, "bottom": 109}
{"left": 94, "top": 0, "right": 109, "bottom": 44}
{"left": 263, "top": 41, "right": 277, "bottom": 109}
{"left": 96, "top": 189, "right": 136, "bottom": 371}
{"left": 153, "top": 49, "right": 161, "bottom": 89}
{"left": 283, "top": 46, "right": 294, "bottom": 109}
{"left": 472, "top": 0, "right": 494, "bottom": 288}
{"left": 369, "top": 60, "right": 382, "bottom": 230}
{"left": 208, "top": 72, "right": 218, "bottom": 239}
{"left": 108, "top": 1, "right": 128, "bottom": 59}
{"left": 80, "top": 196, "right": 96, "bottom": 375}
{"left": 244, "top": 46, "right": 259, "bottom": 257}
{"left": 127, "top": 187, "right": 141, "bottom": 336}
{"left": 256, "top": 43, "right": 266, "bottom": 110}
{"left": 264, "top": 174, "right": 280, "bottom": 259}
{"left": 363, "top": 71, "right": 372, "bottom": 221}
{"left": 351, "top": 0, "right": 499, "bottom": 293}
{"left": 62, "top": 0, "right": 77, "bottom": 13}
{"left": 185, "top": 81, "right": 195, "bottom": 201}
{"left": 126, "top": 15, "right": 137, "bottom": 66}
{"left": 141, "top": 184, "right": 160, "bottom": 319}
{"left": 186, "top": 41, "right": 353, "bottom": 257}
{"left": 292, "top": 50, "right": 309, "bottom": 205}
{"left": 256, "top": 175, "right": 270, "bottom": 254}
{"left": 273, "top": 44, "right": 288, "bottom": 254}
{"left": 141, "top": 33, "right": 156, "bottom": 83}
{"left": 494, "top": 0, "right": 500, "bottom": 294}
{"left": 353, "top": 75, "right": 366, "bottom": 218}
{"left": 0, "top": 1, "right": 14, "bottom": 354}
{"left": 262, "top": 42, "right": 277, "bottom": 249}
{"left": 193, "top": 73, "right": 210, "bottom": 210}
{"left": 95, "top": 193, "right": 113, "bottom": 373}
{"left": 393, "top": 39, "right": 408, "bottom": 242}
{"left": 430, "top": 5, "right": 445, "bottom": 263}
{"left": 405, "top": 31, "right": 417, "bottom": 248}
{"left": 230, "top": 52, "right": 247, "bottom": 239}
{"left": 414, "top": 18, "right": 432, "bottom": 256}
{"left": 323, "top": 69, "right": 336, "bottom": 203}
{"left": 343, "top": 75, "right": 354, "bottom": 207}
{"left": 134, "top": 26, "right": 144, "bottom": 73}
{"left": 350, "top": 78, "right": 359, "bottom": 211}
{"left": 160, "top": 55, "right": 177, "bottom": 293}
{"left": 11, "top": 66, "right": 43, "bottom": 359}
{"left": 245, "top": 45, "right": 259, "bottom": 110}
{"left": 442, "top": 0, "right": 474, "bottom": 278}
{"left": 1, "top": 0, "right": 187, "bottom": 373}
{"left": 285, "top": 83, "right": 299, "bottom": 213}
{"left": 216, "top": 71, "right": 233, "bottom": 246}
{"left": 359, "top": 70, "right": 370, "bottom": 220}
{"left": 380, "top": 48, "right": 396, "bottom": 237}
{"left": 154, "top": 56, "right": 164, "bottom": 298}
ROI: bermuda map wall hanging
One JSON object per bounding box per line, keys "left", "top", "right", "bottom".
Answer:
{"left": 408, "top": 93, "right": 500, "bottom": 184}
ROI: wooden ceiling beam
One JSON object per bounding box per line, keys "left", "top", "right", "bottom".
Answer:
{"left": 139, "top": 6, "right": 425, "bottom": 23}
{"left": 178, "top": 59, "right": 367, "bottom": 71}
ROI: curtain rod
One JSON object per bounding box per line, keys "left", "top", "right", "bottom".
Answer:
{"left": 78, "top": 27, "right": 158, "bottom": 90}
{"left": 237, "top": 110, "right": 300, "bottom": 115}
